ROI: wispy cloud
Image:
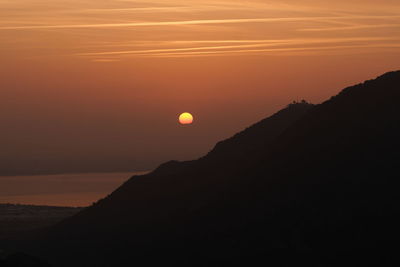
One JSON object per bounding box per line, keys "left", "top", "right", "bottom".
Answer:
{"left": 91, "top": 58, "right": 121, "bottom": 62}
{"left": 1, "top": 15, "right": 400, "bottom": 30}
{"left": 71, "top": 6, "right": 210, "bottom": 14}
{"left": 300, "top": 23, "right": 400, "bottom": 32}
{"left": 144, "top": 44, "right": 400, "bottom": 58}
{"left": 1, "top": 0, "right": 399, "bottom": 61}
{"left": 79, "top": 42, "right": 291, "bottom": 56}
{"left": 76, "top": 37, "right": 400, "bottom": 58}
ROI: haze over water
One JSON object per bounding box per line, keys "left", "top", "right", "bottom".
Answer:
{"left": 0, "top": 172, "right": 146, "bottom": 207}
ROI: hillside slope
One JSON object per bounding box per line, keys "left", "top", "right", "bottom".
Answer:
{"left": 18, "top": 71, "right": 400, "bottom": 266}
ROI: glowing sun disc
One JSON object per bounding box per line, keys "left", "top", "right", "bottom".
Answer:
{"left": 179, "top": 112, "right": 193, "bottom": 125}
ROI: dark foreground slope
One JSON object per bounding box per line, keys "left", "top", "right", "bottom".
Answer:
{"left": 13, "top": 71, "right": 400, "bottom": 266}
{"left": 0, "top": 204, "right": 82, "bottom": 239}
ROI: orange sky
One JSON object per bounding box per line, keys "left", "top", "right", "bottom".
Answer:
{"left": 0, "top": 0, "right": 399, "bottom": 175}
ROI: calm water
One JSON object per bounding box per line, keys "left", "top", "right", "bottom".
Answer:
{"left": 0, "top": 172, "right": 148, "bottom": 207}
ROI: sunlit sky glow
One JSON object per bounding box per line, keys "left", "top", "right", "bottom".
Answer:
{"left": 0, "top": 0, "right": 399, "bottom": 175}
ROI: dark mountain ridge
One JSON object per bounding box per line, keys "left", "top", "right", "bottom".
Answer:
{"left": 7, "top": 71, "right": 400, "bottom": 266}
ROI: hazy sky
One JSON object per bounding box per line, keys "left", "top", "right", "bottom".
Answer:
{"left": 1, "top": 0, "right": 399, "bottom": 175}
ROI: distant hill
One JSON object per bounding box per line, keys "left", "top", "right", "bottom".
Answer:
{"left": 11, "top": 71, "right": 400, "bottom": 266}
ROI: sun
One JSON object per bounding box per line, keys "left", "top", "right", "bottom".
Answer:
{"left": 179, "top": 112, "right": 193, "bottom": 125}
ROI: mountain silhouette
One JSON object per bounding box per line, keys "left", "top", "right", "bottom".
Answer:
{"left": 8, "top": 71, "right": 400, "bottom": 266}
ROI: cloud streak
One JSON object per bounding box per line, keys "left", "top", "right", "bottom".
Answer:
{"left": 300, "top": 23, "right": 400, "bottom": 32}
{"left": 78, "top": 37, "right": 400, "bottom": 57}
{"left": 143, "top": 44, "right": 400, "bottom": 58}
{"left": 1, "top": 15, "right": 400, "bottom": 30}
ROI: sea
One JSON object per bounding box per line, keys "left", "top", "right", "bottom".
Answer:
{"left": 0, "top": 171, "right": 148, "bottom": 207}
